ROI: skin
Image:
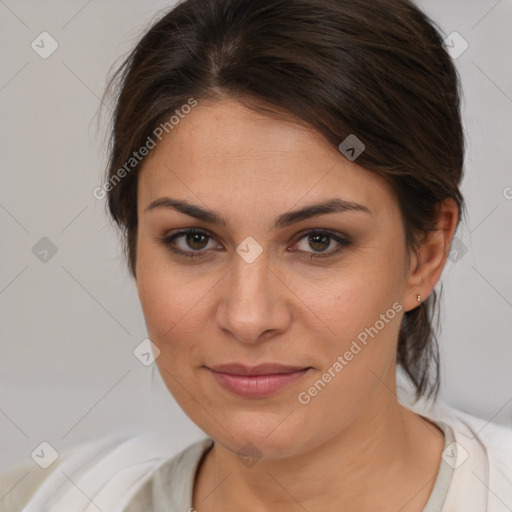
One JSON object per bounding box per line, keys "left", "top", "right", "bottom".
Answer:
{"left": 135, "top": 98, "right": 459, "bottom": 512}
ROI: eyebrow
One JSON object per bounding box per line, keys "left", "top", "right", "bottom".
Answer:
{"left": 144, "top": 196, "right": 371, "bottom": 229}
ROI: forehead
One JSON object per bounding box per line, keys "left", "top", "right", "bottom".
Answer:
{"left": 137, "top": 99, "right": 395, "bottom": 220}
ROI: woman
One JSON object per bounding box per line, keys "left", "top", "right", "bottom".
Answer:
{"left": 2, "top": 0, "right": 511, "bottom": 510}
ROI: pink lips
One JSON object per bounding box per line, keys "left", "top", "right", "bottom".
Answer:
{"left": 207, "top": 363, "right": 311, "bottom": 398}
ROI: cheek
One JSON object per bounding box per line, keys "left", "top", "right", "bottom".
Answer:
{"left": 137, "top": 282, "right": 206, "bottom": 370}
{"left": 290, "top": 247, "right": 406, "bottom": 403}
{"left": 135, "top": 236, "right": 219, "bottom": 379}
{"left": 293, "top": 269, "right": 404, "bottom": 426}
{"left": 136, "top": 239, "right": 192, "bottom": 344}
{"left": 294, "top": 257, "right": 404, "bottom": 346}
{"left": 136, "top": 259, "right": 204, "bottom": 410}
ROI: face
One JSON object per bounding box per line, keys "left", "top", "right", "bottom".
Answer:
{"left": 136, "top": 98, "right": 416, "bottom": 459}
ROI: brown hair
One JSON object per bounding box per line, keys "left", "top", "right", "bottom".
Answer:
{"left": 102, "top": 0, "right": 465, "bottom": 400}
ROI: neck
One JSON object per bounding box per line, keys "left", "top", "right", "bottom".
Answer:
{"left": 192, "top": 382, "right": 444, "bottom": 512}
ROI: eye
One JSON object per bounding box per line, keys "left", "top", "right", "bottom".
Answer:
{"left": 158, "top": 229, "right": 219, "bottom": 258}
{"left": 290, "top": 230, "right": 352, "bottom": 260}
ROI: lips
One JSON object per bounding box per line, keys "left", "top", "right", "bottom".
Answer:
{"left": 206, "top": 363, "right": 312, "bottom": 398}
{"left": 209, "top": 363, "right": 310, "bottom": 375}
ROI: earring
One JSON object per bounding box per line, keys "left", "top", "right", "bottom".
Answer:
{"left": 417, "top": 295, "right": 421, "bottom": 303}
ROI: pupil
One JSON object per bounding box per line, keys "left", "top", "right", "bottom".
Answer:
{"left": 187, "top": 232, "right": 207, "bottom": 250}
{"left": 310, "top": 234, "right": 329, "bottom": 251}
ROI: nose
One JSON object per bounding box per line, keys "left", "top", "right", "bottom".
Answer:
{"left": 215, "top": 251, "right": 292, "bottom": 345}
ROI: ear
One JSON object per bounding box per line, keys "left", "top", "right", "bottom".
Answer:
{"left": 403, "top": 198, "right": 459, "bottom": 313}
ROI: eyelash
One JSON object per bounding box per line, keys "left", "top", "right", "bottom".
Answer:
{"left": 157, "top": 228, "right": 352, "bottom": 261}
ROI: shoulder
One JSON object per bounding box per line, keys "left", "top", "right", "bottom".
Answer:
{"left": 0, "top": 436, "right": 105, "bottom": 512}
{"left": 446, "top": 406, "right": 512, "bottom": 477}
{"left": 397, "top": 378, "right": 512, "bottom": 510}
{"left": 0, "top": 429, "right": 210, "bottom": 512}
{"left": 434, "top": 406, "right": 512, "bottom": 511}
{"left": 416, "top": 396, "right": 512, "bottom": 470}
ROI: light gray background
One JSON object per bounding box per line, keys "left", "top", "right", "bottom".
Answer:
{"left": 1, "top": 0, "right": 511, "bottom": 473}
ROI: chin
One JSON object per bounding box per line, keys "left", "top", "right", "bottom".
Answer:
{"left": 203, "top": 406, "right": 314, "bottom": 460}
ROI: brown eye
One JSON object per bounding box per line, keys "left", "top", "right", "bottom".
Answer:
{"left": 158, "top": 229, "right": 218, "bottom": 259}
{"left": 292, "top": 230, "right": 352, "bottom": 260}
{"left": 306, "top": 233, "right": 331, "bottom": 252}
{"left": 184, "top": 232, "right": 210, "bottom": 250}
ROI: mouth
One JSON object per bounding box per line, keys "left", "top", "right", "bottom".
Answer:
{"left": 206, "top": 363, "right": 313, "bottom": 398}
